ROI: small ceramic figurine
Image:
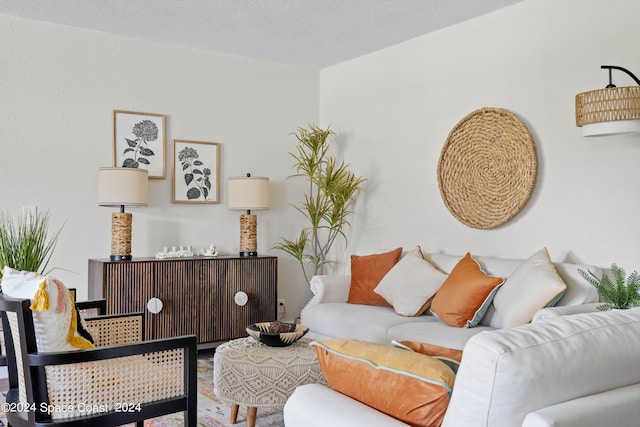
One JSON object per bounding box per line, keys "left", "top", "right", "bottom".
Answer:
{"left": 205, "top": 244, "right": 218, "bottom": 256}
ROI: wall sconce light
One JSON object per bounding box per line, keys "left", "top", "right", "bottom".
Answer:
{"left": 98, "top": 167, "right": 148, "bottom": 261}
{"left": 227, "top": 173, "right": 270, "bottom": 257}
{"left": 576, "top": 65, "right": 640, "bottom": 137}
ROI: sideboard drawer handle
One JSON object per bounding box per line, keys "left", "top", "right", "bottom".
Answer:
{"left": 147, "top": 297, "right": 163, "bottom": 314}
{"left": 234, "top": 291, "right": 249, "bottom": 307}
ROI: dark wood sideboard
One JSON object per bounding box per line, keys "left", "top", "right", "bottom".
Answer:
{"left": 88, "top": 256, "right": 277, "bottom": 348}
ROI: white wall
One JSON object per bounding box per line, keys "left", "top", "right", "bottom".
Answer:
{"left": 0, "top": 14, "right": 318, "bottom": 316}
{"left": 319, "top": 0, "right": 640, "bottom": 274}
{"left": 3, "top": 0, "right": 640, "bottom": 321}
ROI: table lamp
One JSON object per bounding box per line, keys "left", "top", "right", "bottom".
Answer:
{"left": 228, "top": 173, "right": 270, "bottom": 256}
{"left": 98, "top": 167, "right": 148, "bottom": 261}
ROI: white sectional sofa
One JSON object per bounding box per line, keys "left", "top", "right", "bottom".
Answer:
{"left": 301, "top": 250, "right": 601, "bottom": 349}
{"left": 285, "top": 307, "right": 640, "bottom": 427}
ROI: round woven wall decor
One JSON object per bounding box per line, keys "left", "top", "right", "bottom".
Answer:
{"left": 437, "top": 107, "right": 537, "bottom": 229}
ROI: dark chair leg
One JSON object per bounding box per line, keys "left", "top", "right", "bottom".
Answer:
{"left": 136, "top": 421, "right": 144, "bottom": 427}
{"left": 186, "top": 407, "right": 197, "bottom": 427}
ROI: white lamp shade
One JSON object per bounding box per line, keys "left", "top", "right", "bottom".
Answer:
{"left": 228, "top": 176, "right": 270, "bottom": 210}
{"left": 581, "top": 120, "right": 640, "bottom": 137}
{"left": 98, "top": 167, "right": 149, "bottom": 207}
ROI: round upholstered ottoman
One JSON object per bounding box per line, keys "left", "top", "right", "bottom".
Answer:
{"left": 213, "top": 337, "right": 326, "bottom": 427}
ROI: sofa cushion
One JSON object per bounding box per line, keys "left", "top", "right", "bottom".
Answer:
{"left": 442, "top": 308, "right": 640, "bottom": 427}
{"left": 387, "top": 319, "right": 494, "bottom": 350}
{"left": 347, "top": 248, "right": 402, "bottom": 306}
{"left": 303, "top": 302, "right": 432, "bottom": 344}
{"left": 312, "top": 339, "right": 455, "bottom": 427}
{"left": 493, "top": 248, "right": 567, "bottom": 328}
{"left": 430, "top": 253, "right": 505, "bottom": 328}
{"left": 374, "top": 246, "right": 447, "bottom": 316}
{"left": 1, "top": 267, "right": 95, "bottom": 352}
{"left": 552, "top": 262, "right": 600, "bottom": 306}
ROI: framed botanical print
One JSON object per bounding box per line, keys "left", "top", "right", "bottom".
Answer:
{"left": 172, "top": 140, "right": 220, "bottom": 203}
{"left": 113, "top": 110, "right": 166, "bottom": 178}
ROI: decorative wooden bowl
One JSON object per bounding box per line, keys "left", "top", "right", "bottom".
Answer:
{"left": 246, "top": 321, "right": 309, "bottom": 347}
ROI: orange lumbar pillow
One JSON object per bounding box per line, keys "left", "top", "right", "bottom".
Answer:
{"left": 311, "top": 339, "right": 455, "bottom": 427}
{"left": 392, "top": 340, "right": 463, "bottom": 374}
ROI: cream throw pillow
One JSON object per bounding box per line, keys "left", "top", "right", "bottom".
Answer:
{"left": 493, "top": 248, "right": 567, "bottom": 328}
{"left": 1, "top": 266, "right": 95, "bottom": 352}
{"left": 374, "top": 246, "right": 447, "bottom": 316}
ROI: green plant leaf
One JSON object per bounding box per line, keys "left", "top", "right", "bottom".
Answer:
{"left": 580, "top": 264, "right": 640, "bottom": 310}
{"left": 0, "top": 210, "right": 63, "bottom": 281}
{"left": 274, "top": 125, "right": 366, "bottom": 284}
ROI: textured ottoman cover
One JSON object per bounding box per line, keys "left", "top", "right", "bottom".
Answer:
{"left": 213, "top": 337, "right": 327, "bottom": 408}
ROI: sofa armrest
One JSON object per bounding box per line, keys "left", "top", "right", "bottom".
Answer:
{"left": 522, "top": 382, "right": 640, "bottom": 427}
{"left": 284, "top": 384, "right": 408, "bottom": 427}
{"left": 309, "top": 275, "right": 351, "bottom": 304}
{"left": 532, "top": 303, "right": 601, "bottom": 323}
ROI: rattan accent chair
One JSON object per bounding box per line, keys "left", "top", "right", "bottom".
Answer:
{"left": 0, "top": 295, "right": 197, "bottom": 426}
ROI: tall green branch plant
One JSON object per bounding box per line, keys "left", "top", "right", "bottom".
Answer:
{"left": 0, "top": 210, "right": 63, "bottom": 280}
{"left": 274, "top": 125, "right": 366, "bottom": 285}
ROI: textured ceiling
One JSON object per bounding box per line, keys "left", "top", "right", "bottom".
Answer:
{"left": 0, "top": 0, "right": 524, "bottom": 69}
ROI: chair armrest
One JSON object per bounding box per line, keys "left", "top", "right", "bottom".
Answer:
{"left": 532, "top": 303, "right": 602, "bottom": 323}
{"left": 69, "top": 287, "right": 107, "bottom": 316}
{"left": 84, "top": 312, "right": 145, "bottom": 345}
{"left": 29, "top": 335, "right": 197, "bottom": 366}
{"left": 77, "top": 299, "right": 107, "bottom": 316}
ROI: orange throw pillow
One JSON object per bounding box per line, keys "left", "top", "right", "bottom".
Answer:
{"left": 394, "top": 341, "right": 463, "bottom": 363}
{"left": 312, "top": 339, "right": 455, "bottom": 427}
{"left": 393, "top": 340, "right": 463, "bottom": 373}
{"left": 347, "top": 248, "right": 402, "bottom": 306}
{"left": 430, "top": 253, "right": 504, "bottom": 327}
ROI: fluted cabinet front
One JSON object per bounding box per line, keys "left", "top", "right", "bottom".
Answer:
{"left": 88, "top": 256, "right": 277, "bottom": 346}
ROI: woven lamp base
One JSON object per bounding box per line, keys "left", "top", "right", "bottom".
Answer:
{"left": 111, "top": 212, "right": 132, "bottom": 261}
{"left": 239, "top": 213, "right": 257, "bottom": 256}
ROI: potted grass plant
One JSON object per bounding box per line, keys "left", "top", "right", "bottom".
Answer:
{"left": 0, "top": 210, "right": 63, "bottom": 280}
{"left": 273, "top": 124, "right": 366, "bottom": 285}
{"left": 578, "top": 264, "right": 640, "bottom": 310}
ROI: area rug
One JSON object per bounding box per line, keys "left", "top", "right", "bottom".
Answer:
{"left": 0, "top": 355, "right": 285, "bottom": 427}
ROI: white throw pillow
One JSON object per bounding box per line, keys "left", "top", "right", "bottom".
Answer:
{"left": 1, "top": 266, "right": 95, "bottom": 352}
{"left": 493, "top": 248, "right": 567, "bottom": 328}
{"left": 374, "top": 246, "right": 447, "bottom": 316}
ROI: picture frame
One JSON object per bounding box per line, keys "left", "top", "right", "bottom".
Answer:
{"left": 113, "top": 110, "right": 166, "bottom": 178}
{"left": 172, "top": 140, "right": 220, "bottom": 204}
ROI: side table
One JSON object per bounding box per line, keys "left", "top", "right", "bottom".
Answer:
{"left": 213, "top": 337, "right": 326, "bottom": 427}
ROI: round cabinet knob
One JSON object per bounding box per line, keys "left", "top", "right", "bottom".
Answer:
{"left": 147, "top": 297, "right": 163, "bottom": 314}
{"left": 234, "top": 291, "right": 248, "bottom": 307}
